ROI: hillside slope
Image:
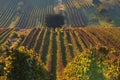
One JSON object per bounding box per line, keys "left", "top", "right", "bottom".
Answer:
{"left": 0, "top": 0, "right": 119, "bottom": 28}
{"left": 0, "top": 27, "right": 120, "bottom": 79}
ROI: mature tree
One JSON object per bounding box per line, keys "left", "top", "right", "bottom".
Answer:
{"left": 45, "top": 14, "right": 64, "bottom": 28}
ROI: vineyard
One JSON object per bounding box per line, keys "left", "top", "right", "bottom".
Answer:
{"left": 0, "top": 0, "right": 94, "bottom": 28}
{"left": 1, "top": 0, "right": 120, "bottom": 28}
{"left": 0, "top": 0, "right": 120, "bottom": 79}
{"left": 0, "top": 27, "right": 120, "bottom": 79}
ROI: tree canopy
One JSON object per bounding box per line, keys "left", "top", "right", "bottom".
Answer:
{"left": 45, "top": 14, "right": 65, "bottom": 28}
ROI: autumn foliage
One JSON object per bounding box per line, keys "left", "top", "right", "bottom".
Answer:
{"left": 63, "top": 46, "right": 120, "bottom": 80}
{"left": 0, "top": 46, "right": 50, "bottom": 80}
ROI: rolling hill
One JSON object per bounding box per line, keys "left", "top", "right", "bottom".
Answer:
{"left": 0, "top": 0, "right": 120, "bottom": 28}
{"left": 0, "top": 27, "right": 120, "bottom": 79}
{"left": 0, "top": 0, "right": 120, "bottom": 80}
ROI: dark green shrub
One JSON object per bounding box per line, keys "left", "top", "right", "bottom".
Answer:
{"left": 45, "top": 14, "right": 64, "bottom": 28}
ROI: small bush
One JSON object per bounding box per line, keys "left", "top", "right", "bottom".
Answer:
{"left": 10, "top": 32, "right": 18, "bottom": 38}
